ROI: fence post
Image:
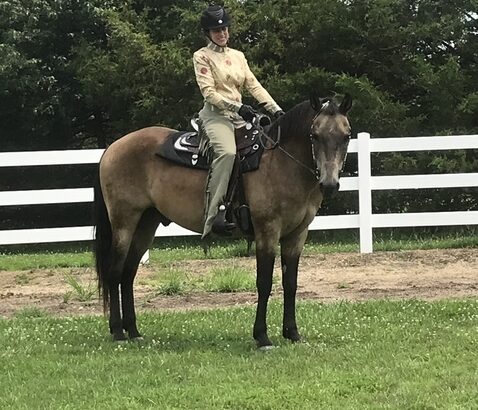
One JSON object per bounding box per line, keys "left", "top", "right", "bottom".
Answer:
{"left": 357, "top": 132, "right": 373, "bottom": 253}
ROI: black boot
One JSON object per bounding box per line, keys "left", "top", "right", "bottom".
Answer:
{"left": 211, "top": 205, "right": 236, "bottom": 236}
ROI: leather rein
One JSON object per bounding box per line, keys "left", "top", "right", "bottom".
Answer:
{"left": 255, "top": 103, "right": 332, "bottom": 180}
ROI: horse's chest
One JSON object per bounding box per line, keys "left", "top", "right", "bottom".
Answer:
{"left": 279, "top": 204, "right": 317, "bottom": 237}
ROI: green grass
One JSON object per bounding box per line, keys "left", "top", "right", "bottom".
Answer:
{"left": 145, "top": 266, "right": 258, "bottom": 295}
{"left": 0, "top": 230, "right": 477, "bottom": 271}
{"left": 204, "top": 266, "right": 256, "bottom": 293}
{"left": 153, "top": 268, "right": 189, "bottom": 296}
{"left": 0, "top": 299, "right": 477, "bottom": 409}
{"left": 0, "top": 250, "right": 93, "bottom": 271}
{"left": 64, "top": 272, "right": 96, "bottom": 302}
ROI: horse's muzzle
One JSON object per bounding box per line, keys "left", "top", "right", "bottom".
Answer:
{"left": 319, "top": 181, "right": 340, "bottom": 198}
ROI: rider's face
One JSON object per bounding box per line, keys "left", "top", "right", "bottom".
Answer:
{"left": 209, "top": 26, "right": 229, "bottom": 46}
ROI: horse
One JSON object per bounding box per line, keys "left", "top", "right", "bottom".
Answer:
{"left": 93, "top": 92, "right": 352, "bottom": 347}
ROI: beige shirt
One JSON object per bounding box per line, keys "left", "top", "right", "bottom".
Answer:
{"left": 193, "top": 42, "right": 281, "bottom": 120}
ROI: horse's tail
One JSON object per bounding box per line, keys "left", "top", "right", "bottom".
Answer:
{"left": 93, "top": 169, "right": 111, "bottom": 312}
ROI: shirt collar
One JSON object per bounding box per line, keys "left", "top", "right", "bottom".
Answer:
{"left": 207, "top": 41, "right": 227, "bottom": 53}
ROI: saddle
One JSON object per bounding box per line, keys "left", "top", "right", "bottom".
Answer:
{"left": 156, "top": 115, "right": 272, "bottom": 236}
{"left": 156, "top": 119, "right": 265, "bottom": 173}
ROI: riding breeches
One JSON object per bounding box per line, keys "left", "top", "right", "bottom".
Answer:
{"left": 198, "top": 103, "right": 236, "bottom": 238}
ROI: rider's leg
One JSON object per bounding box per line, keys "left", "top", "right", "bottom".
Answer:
{"left": 199, "top": 105, "right": 236, "bottom": 238}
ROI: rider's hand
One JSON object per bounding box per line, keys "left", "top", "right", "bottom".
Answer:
{"left": 238, "top": 104, "right": 256, "bottom": 122}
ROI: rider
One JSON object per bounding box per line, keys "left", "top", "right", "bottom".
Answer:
{"left": 193, "top": 4, "right": 284, "bottom": 238}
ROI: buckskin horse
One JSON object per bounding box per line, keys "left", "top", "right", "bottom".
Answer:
{"left": 94, "top": 93, "right": 352, "bottom": 348}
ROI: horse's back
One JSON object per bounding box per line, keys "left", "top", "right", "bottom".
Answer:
{"left": 103, "top": 126, "right": 175, "bottom": 159}
{"left": 99, "top": 125, "right": 206, "bottom": 233}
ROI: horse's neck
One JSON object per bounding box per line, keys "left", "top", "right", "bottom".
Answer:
{"left": 272, "top": 120, "right": 312, "bottom": 161}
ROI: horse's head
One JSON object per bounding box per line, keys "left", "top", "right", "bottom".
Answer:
{"left": 309, "top": 93, "right": 352, "bottom": 196}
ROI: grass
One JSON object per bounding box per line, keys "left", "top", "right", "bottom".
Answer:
{"left": 0, "top": 299, "right": 477, "bottom": 409}
{"left": 0, "top": 250, "right": 93, "bottom": 271}
{"left": 145, "top": 266, "right": 258, "bottom": 295}
{"left": 63, "top": 272, "right": 96, "bottom": 302}
{"left": 204, "top": 266, "right": 256, "bottom": 293}
{"left": 14, "top": 272, "right": 32, "bottom": 285}
{"left": 153, "top": 268, "right": 189, "bottom": 296}
{"left": 12, "top": 306, "right": 50, "bottom": 319}
{"left": 0, "top": 230, "right": 477, "bottom": 271}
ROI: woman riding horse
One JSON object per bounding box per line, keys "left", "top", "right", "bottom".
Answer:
{"left": 94, "top": 92, "right": 352, "bottom": 346}
{"left": 194, "top": 5, "right": 284, "bottom": 238}
{"left": 94, "top": 7, "right": 352, "bottom": 348}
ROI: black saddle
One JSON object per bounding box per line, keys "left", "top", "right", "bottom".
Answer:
{"left": 156, "top": 125, "right": 265, "bottom": 173}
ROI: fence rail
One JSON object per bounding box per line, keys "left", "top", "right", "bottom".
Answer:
{"left": 1, "top": 133, "right": 477, "bottom": 253}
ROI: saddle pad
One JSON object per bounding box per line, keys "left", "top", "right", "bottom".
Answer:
{"left": 156, "top": 131, "right": 209, "bottom": 170}
{"left": 156, "top": 130, "right": 264, "bottom": 173}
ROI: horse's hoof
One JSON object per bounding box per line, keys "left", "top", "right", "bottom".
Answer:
{"left": 112, "top": 332, "right": 128, "bottom": 343}
{"left": 283, "top": 328, "right": 301, "bottom": 343}
{"left": 114, "top": 338, "right": 128, "bottom": 345}
{"left": 257, "top": 345, "right": 277, "bottom": 352}
{"left": 130, "top": 336, "right": 144, "bottom": 343}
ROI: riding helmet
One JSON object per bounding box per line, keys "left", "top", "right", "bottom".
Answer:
{"left": 200, "top": 5, "right": 231, "bottom": 31}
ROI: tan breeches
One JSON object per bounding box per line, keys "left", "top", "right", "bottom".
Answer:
{"left": 199, "top": 104, "right": 236, "bottom": 238}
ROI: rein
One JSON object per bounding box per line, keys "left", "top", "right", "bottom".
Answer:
{"left": 256, "top": 109, "right": 323, "bottom": 180}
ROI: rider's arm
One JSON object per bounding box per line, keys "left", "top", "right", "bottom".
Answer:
{"left": 242, "top": 53, "right": 282, "bottom": 115}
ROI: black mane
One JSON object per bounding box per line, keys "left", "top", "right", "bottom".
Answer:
{"left": 265, "top": 97, "right": 342, "bottom": 143}
{"left": 267, "top": 101, "right": 315, "bottom": 143}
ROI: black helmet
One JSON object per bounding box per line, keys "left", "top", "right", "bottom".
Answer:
{"left": 200, "top": 5, "right": 230, "bottom": 31}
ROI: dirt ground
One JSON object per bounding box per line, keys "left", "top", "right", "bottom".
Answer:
{"left": 1, "top": 248, "right": 477, "bottom": 318}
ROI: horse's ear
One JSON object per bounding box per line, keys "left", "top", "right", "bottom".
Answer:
{"left": 309, "top": 92, "right": 323, "bottom": 112}
{"left": 339, "top": 93, "right": 353, "bottom": 115}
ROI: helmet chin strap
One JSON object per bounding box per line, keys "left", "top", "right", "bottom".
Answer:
{"left": 205, "top": 31, "right": 228, "bottom": 48}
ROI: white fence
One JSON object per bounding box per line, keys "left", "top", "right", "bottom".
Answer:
{"left": 1, "top": 133, "right": 477, "bottom": 253}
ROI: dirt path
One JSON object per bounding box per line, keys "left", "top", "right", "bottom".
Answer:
{"left": 1, "top": 248, "right": 477, "bottom": 318}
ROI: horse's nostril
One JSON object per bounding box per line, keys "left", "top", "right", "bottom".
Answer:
{"left": 320, "top": 181, "right": 340, "bottom": 197}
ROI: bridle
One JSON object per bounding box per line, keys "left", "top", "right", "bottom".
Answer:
{"left": 256, "top": 101, "right": 342, "bottom": 181}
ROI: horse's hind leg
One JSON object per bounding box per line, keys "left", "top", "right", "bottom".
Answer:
{"left": 108, "top": 211, "right": 143, "bottom": 341}
{"left": 121, "top": 208, "right": 161, "bottom": 340}
{"left": 280, "top": 228, "right": 308, "bottom": 343}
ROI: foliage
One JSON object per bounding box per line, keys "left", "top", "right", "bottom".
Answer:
{"left": 1, "top": 0, "right": 477, "bottom": 225}
{"left": 2, "top": 0, "right": 477, "bottom": 148}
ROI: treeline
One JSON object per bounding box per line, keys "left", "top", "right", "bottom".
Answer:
{"left": 1, "top": 0, "right": 477, "bottom": 232}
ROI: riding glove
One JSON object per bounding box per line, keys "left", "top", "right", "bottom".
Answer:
{"left": 274, "top": 110, "right": 285, "bottom": 119}
{"left": 238, "top": 104, "right": 256, "bottom": 122}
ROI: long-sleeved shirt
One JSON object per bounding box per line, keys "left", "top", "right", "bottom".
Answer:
{"left": 193, "top": 42, "right": 281, "bottom": 121}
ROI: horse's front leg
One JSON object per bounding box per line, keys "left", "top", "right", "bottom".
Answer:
{"left": 253, "top": 232, "right": 278, "bottom": 348}
{"left": 280, "top": 228, "right": 308, "bottom": 342}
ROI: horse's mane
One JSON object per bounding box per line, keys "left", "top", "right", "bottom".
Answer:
{"left": 268, "top": 97, "right": 341, "bottom": 143}
{"left": 267, "top": 101, "right": 314, "bottom": 143}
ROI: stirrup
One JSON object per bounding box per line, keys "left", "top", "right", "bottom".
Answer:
{"left": 211, "top": 205, "right": 236, "bottom": 236}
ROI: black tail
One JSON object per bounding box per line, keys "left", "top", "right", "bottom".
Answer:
{"left": 93, "top": 172, "right": 111, "bottom": 312}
